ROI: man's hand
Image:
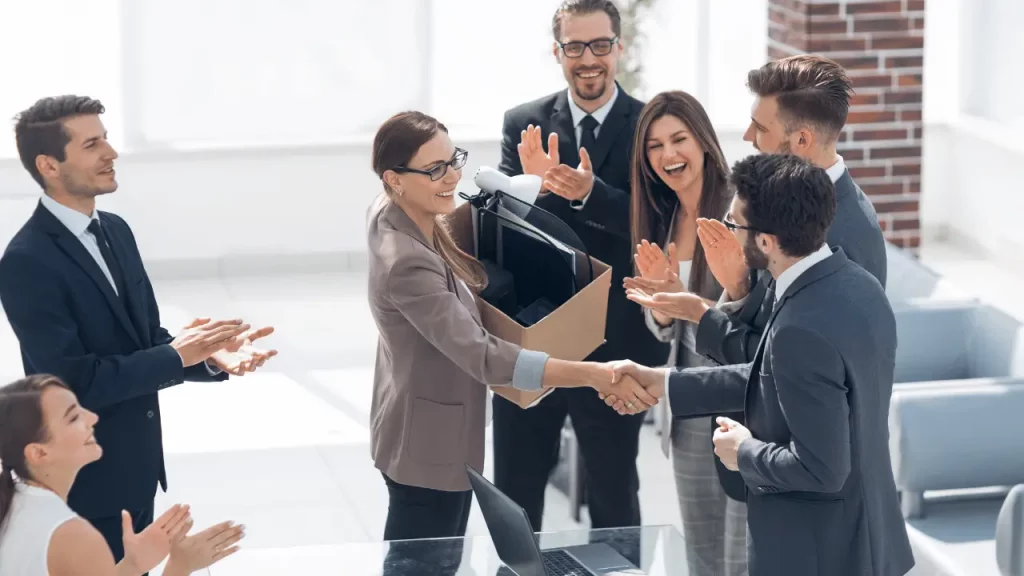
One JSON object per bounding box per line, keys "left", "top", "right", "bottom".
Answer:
{"left": 599, "top": 360, "right": 667, "bottom": 415}
{"left": 543, "top": 147, "right": 595, "bottom": 202}
{"left": 712, "top": 416, "right": 753, "bottom": 471}
{"left": 167, "top": 520, "right": 245, "bottom": 573}
{"left": 697, "top": 218, "right": 750, "bottom": 300}
{"left": 518, "top": 125, "right": 560, "bottom": 179}
{"left": 208, "top": 325, "right": 278, "bottom": 376}
{"left": 170, "top": 319, "right": 250, "bottom": 367}
{"left": 625, "top": 288, "right": 711, "bottom": 324}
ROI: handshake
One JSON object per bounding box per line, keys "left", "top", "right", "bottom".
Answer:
{"left": 591, "top": 360, "right": 666, "bottom": 416}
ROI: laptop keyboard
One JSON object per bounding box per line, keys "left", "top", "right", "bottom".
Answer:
{"left": 541, "top": 549, "right": 591, "bottom": 576}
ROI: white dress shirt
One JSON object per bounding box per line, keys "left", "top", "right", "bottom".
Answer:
{"left": 825, "top": 154, "right": 846, "bottom": 184}
{"left": 563, "top": 84, "right": 619, "bottom": 210}
{"left": 40, "top": 194, "right": 117, "bottom": 294}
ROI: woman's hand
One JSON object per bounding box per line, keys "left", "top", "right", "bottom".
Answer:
{"left": 627, "top": 240, "right": 684, "bottom": 326}
{"left": 165, "top": 520, "right": 246, "bottom": 574}
{"left": 696, "top": 218, "right": 749, "bottom": 300}
{"left": 120, "top": 505, "right": 192, "bottom": 576}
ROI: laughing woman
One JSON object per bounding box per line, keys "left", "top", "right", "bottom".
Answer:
{"left": 626, "top": 91, "right": 747, "bottom": 576}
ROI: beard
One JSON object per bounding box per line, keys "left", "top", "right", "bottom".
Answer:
{"left": 743, "top": 233, "right": 770, "bottom": 271}
{"left": 571, "top": 65, "right": 610, "bottom": 101}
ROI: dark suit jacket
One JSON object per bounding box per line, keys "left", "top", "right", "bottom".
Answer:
{"left": 498, "top": 86, "right": 667, "bottom": 366}
{"left": 0, "top": 203, "right": 227, "bottom": 519}
{"left": 694, "top": 169, "right": 887, "bottom": 499}
{"left": 668, "top": 249, "right": 913, "bottom": 576}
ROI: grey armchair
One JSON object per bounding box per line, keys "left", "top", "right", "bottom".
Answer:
{"left": 997, "top": 484, "right": 1024, "bottom": 576}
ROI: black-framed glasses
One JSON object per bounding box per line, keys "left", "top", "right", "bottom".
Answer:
{"left": 722, "top": 215, "right": 766, "bottom": 234}
{"left": 558, "top": 37, "right": 619, "bottom": 58}
{"left": 392, "top": 148, "right": 468, "bottom": 181}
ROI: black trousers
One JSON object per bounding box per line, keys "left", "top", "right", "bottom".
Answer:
{"left": 492, "top": 386, "right": 644, "bottom": 531}
{"left": 382, "top": 474, "right": 472, "bottom": 576}
{"left": 87, "top": 502, "right": 155, "bottom": 566}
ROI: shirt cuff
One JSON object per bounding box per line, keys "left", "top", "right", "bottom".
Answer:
{"left": 204, "top": 360, "right": 223, "bottom": 376}
{"left": 511, "top": 349, "right": 549, "bottom": 391}
{"left": 569, "top": 182, "right": 595, "bottom": 210}
{"left": 645, "top": 308, "right": 676, "bottom": 343}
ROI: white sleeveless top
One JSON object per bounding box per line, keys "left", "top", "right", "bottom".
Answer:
{"left": 0, "top": 482, "right": 78, "bottom": 576}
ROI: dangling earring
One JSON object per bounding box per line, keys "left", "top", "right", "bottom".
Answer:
{"left": 396, "top": 188, "right": 404, "bottom": 197}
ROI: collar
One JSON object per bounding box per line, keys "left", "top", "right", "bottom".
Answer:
{"left": 566, "top": 83, "right": 619, "bottom": 128}
{"left": 825, "top": 154, "right": 846, "bottom": 184}
{"left": 774, "top": 243, "right": 833, "bottom": 302}
{"left": 39, "top": 193, "right": 97, "bottom": 237}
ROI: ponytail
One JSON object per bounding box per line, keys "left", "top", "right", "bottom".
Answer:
{"left": 433, "top": 216, "right": 487, "bottom": 291}
{"left": 0, "top": 375, "right": 70, "bottom": 530}
{"left": 0, "top": 465, "right": 14, "bottom": 530}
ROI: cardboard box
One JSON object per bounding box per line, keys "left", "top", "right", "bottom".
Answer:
{"left": 449, "top": 201, "right": 612, "bottom": 408}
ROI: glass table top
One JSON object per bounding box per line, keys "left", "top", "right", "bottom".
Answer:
{"left": 203, "top": 524, "right": 703, "bottom": 575}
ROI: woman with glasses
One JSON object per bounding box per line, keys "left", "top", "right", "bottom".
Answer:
{"left": 622, "top": 92, "right": 747, "bottom": 576}
{"left": 365, "top": 110, "right": 655, "bottom": 544}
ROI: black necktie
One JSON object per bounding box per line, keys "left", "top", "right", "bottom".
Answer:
{"left": 87, "top": 219, "right": 127, "bottom": 297}
{"left": 579, "top": 114, "right": 599, "bottom": 155}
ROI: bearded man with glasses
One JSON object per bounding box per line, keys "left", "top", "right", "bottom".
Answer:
{"left": 492, "top": 0, "right": 666, "bottom": 533}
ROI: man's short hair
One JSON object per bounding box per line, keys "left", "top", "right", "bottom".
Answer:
{"left": 746, "top": 54, "right": 853, "bottom": 143}
{"left": 730, "top": 154, "right": 836, "bottom": 258}
{"left": 13, "top": 95, "right": 105, "bottom": 188}
{"left": 551, "top": 0, "right": 622, "bottom": 40}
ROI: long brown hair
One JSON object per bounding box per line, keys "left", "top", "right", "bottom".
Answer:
{"left": 372, "top": 111, "right": 487, "bottom": 290}
{"left": 629, "top": 91, "right": 733, "bottom": 296}
{"left": 0, "top": 374, "right": 70, "bottom": 529}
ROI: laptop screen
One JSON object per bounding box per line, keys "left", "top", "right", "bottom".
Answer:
{"left": 466, "top": 465, "right": 547, "bottom": 576}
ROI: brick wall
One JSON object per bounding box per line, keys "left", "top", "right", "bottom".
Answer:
{"left": 767, "top": 0, "right": 925, "bottom": 251}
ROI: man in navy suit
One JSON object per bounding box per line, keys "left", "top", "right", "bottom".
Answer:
{"left": 606, "top": 154, "right": 913, "bottom": 576}
{"left": 0, "top": 95, "right": 277, "bottom": 561}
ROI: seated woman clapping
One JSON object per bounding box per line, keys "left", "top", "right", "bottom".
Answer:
{"left": 0, "top": 374, "right": 244, "bottom": 576}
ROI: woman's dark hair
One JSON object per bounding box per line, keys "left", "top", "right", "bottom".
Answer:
{"left": 0, "top": 374, "right": 70, "bottom": 529}
{"left": 371, "top": 111, "right": 486, "bottom": 290}
{"left": 629, "top": 91, "right": 733, "bottom": 294}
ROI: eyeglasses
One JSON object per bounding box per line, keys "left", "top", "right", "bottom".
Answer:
{"left": 392, "top": 148, "right": 468, "bottom": 181}
{"left": 722, "top": 215, "right": 766, "bottom": 234}
{"left": 558, "top": 37, "right": 619, "bottom": 58}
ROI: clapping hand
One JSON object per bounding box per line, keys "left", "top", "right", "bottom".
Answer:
{"left": 167, "top": 520, "right": 246, "bottom": 573}
{"left": 697, "top": 218, "right": 750, "bottom": 300}
{"left": 209, "top": 322, "right": 278, "bottom": 376}
{"left": 121, "top": 504, "right": 192, "bottom": 575}
{"left": 712, "top": 416, "right": 753, "bottom": 471}
{"left": 624, "top": 240, "right": 684, "bottom": 295}
{"left": 518, "top": 125, "right": 560, "bottom": 180}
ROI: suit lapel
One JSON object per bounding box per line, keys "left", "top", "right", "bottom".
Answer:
{"left": 550, "top": 91, "right": 580, "bottom": 167}
{"left": 743, "top": 250, "right": 850, "bottom": 412}
{"left": 587, "top": 87, "right": 632, "bottom": 170}
{"left": 34, "top": 205, "right": 143, "bottom": 347}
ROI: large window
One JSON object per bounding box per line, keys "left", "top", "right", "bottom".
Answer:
{"left": 960, "top": 0, "right": 1024, "bottom": 127}
{"left": 0, "top": 0, "right": 768, "bottom": 157}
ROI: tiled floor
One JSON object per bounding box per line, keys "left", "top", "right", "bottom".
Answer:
{"left": 0, "top": 238, "right": 1010, "bottom": 575}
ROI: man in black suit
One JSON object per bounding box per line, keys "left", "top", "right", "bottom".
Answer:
{"left": 608, "top": 154, "right": 914, "bottom": 576}
{"left": 0, "top": 95, "right": 276, "bottom": 561}
{"left": 628, "top": 55, "right": 888, "bottom": 505}
{"left": 492, "top": 0, "right": 666, "bottom": 530}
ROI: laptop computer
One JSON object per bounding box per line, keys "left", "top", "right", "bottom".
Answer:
{"left": 466, "top": 464, "right": 644, "bottom": 576}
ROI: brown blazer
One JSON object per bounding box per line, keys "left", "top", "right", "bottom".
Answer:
{"left": 366, "top": 195, "right": 543, "bottom": 492}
